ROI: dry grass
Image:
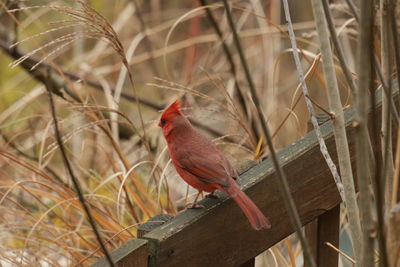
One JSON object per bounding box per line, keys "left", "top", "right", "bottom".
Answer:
{"left": 0, "top": 0, "right": 394, "bottom": 266}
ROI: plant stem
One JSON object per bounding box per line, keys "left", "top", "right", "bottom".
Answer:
{"left": 388, "top": 0, "right": 400, "bottom": 108}
{"left": 321, "top": 0, "right": 356, "bottom": 96}
{"left": 378, "top": 0, "right": 392, "bottom": 266}
{"left": 44, "top": 77, "right": 116, "bottom": 267}
{"left": 280, "top": 0, "right": 345, "bottom": 205}
{"left": 198, "top": 0, "right": 254, "bottom": 138}
{"left": 344, "top": 0, "right": 400, "bottom": 125}
{"left": 222, "top": 1, "right": 316, "bottom": 266}
{"left": 310, "top": 1, "right": 362, "bottom": 265}
{"left": 131, "top": 0, "right": 159, "bottom": 77}
{"left": 381, "top": 0, "right": 395, "bottom": 214}
{"left": 355, "top": 1, "right": 375, "bottom": 266}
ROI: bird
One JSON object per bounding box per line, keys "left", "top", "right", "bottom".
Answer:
{"left": 158, "top": 100, "right": 271, "bottom": 230}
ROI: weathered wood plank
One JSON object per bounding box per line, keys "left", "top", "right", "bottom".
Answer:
{"left": 91, "top": 83, "right": 398, "bottom": 267}
{"left": 137, "top": 214, "right": 174, "bottom": 238}
{"left": 306, "top": 205, "right": 340, "bottom": 267}
{"left": 239, "top": 258, "right": 255, "bottom": 267}
{"left": 305, "top": 218, "right": 319, "bottom": 267}
{"left": 316, "top": 204, "right": 340, "bottom": 267}
{"left": 90, "top": 238, "right": 148, "bottom": 267}
{"left": 142, "top": 85, "right": 398, "bottom": 267}
{"left": 143, "top": 116, "right": 344, "bottom": 266}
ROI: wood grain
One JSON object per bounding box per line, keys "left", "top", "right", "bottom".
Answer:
{"left": 90, "top": 239, "right": 148, "bottom": 267}
{"left": 91, "top": 83, "right": 398, "bottom": 267}
{"left": 239, "top": 258, "right": 255, "bottom": 267}
{"left": 143, "top": 113, "right": 344, "bottom": 267}
{"left": 138, "top": 214, "right": 174, "bottom": 238}
{"left": 316, "top": 205, "right": 340, "bottom": 267}
{"left": 306, "top": 205, "right": 340, "bottom": 267}
{"left": 142, "top": 85, "right": 397, "bottom": 267}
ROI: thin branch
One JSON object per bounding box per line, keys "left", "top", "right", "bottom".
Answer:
{"left": 131, "top": 0, "right": 160, "bottom": 77}
{"left": 222, "top": 1, "right": 316, "bottom": 267}
{"left": 0, "top": 39, "right": 232, "bottom": 141}
{"left": 44, "top": 75, "right": 115, "bottom": 267}
{"left": 344, "top": 0, "right": 400, "bottom": 125}
{"left": 310, "top": 1, "right": 362, "bottom": 265}
{"left": 388, "top": 0, "right": 400, "bottom": 113}
{"left": 305, "top": 95, "right": 334, "bottom": 119}
{"left": 345, "top": 0, "right": 359, "bottom": 22}
{"left": 280, "top": 0, "right": 345, "bottom": 205}
{"left": 0, "top": 38, "right": 162, "bottom": 110}
{"left": 392, "top": 127, "right": 400, "bottom": 206}
{"left": 376, "top": 1, "right": 391, "bottom": 266}
{"left": 325, "top": 242, "right": 355, "bottom": 266}
{"left": 0, "top": 131, "right": 67, "bottom": 188}
{"left": 198, "top": 0, "right": 256, "bottom": 139}
{"left": 1, "top": 5, "right": 155, "bottom": 217}
{"left": 321, "top": 0, "right": 356, "bottom": 95}
{"left": 355, "top": 1, "right": 375, "bottom": 266}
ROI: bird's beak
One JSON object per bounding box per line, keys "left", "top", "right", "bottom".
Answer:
{"left": 158, "top": 121, "right": 162, "bottom": 127}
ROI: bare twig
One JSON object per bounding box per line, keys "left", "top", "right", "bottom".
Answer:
{"left": 388, "top": 0, "right": 400, "bottom": 107}
{"left": 345, "top": 0, "right": 359, "bottom": 22}
{"left": 325, "top": 242, "right": 355, "bottom": 266}
{"left": 381, "top": 0, "right": 396, "bottom": 193}
{"left": 0, "top": 38, "right": 232, "bottom": 142}
{"left": 321, "top": 0, "right": 357, "bottom": 95}
{"left": 0, "top": 38, "right": 162, "bottom": 109}
{"left": 222, "top": 1, "right": 316, "bottom": 266}
{"left": 344, "top": 0, "right": 400, "bottom": 125}
{"left": 131, "top": 0, "right": 159, "bottom": 77}
{"left": 310, "top": 1, "right": 362, "bottom": 265}
{"left": 305, "top": 95, "right": 334, "bottom": 119}
{"left": 44, "top": 75, "right": 115, "bottom": 267}
{"left": 0, "top": 131, "right": 67, "bottom": 187}
{"left": 355, "top": 1, "right": 375, "bottom": 266}
{"left": 1, "top": 4, "right": 156, "bottom": 218}
{"left": 393, "top": 127, "right": 400, "bottom": 206}
{"left": 376, "top": 1, "right": 392, "bottom": 266}
{"left": 198, "top": 0, "right": 255, "bottom": 139}
{"left": 386, "top": 203, "right": 400, "bottom": 267}
{"left": 281, "top": 0, "right": 345, "bottom": 205}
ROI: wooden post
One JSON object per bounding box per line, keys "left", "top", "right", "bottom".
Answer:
{"left": 305, "top": 204, "right": 340, "bottom": 267}
{"left": 138, "top": 214, "right": 174, "bottom": 238}
{"left": 90, "top": 239, "right": 148, "bottom": 267}
{"left": 239, "top": 258, "right": 255, "bottom": 267}
{"left": 91, "top": 214, "right": 173, "bottom": 267}
{"left": 305, "top": 219, "right": 319, "bottom": 266}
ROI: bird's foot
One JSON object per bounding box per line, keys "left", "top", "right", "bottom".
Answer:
{"left": 205, "top": 193, "right": 219, "bottom": 199}
{"left": 186, "top": 203, "right": 204, "bottom": 209}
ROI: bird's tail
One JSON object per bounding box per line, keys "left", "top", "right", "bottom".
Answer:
{"left": 224, "top": 185, "right": 271, "bottom": 230}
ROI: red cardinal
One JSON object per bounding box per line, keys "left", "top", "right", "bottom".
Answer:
{"left": 159, "top": 100, "right": 271, "bottom": 230}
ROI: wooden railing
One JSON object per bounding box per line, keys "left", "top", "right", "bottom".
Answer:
{"left": 92, "top": 86, "right": 398, "bottom": 267}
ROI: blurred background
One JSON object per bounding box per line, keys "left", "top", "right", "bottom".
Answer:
{"left": 0, "top": 0, "right": 391, "bottom": 266}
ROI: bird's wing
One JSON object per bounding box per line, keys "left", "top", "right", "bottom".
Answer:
{"left": 176, "top": 151, "right": 232, "bottom": 187}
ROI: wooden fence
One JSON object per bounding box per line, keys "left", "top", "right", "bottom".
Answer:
{"left": 92, "top": 86, "right": 398, "bottom": 267}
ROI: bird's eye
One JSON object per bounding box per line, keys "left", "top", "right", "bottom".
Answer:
{"left": 160, "top": 118, "right": 166, "bottom": 127}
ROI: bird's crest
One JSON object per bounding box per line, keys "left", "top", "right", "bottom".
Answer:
{"left": 162, "top": 100, "right": 181, "bottom": 118}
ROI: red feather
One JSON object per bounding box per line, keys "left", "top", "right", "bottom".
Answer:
{"left": 159, "top": 101, "right": 271, "bottom": 230}
{"left": 163, "top": 100, "right": 181, "bottom": 118}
